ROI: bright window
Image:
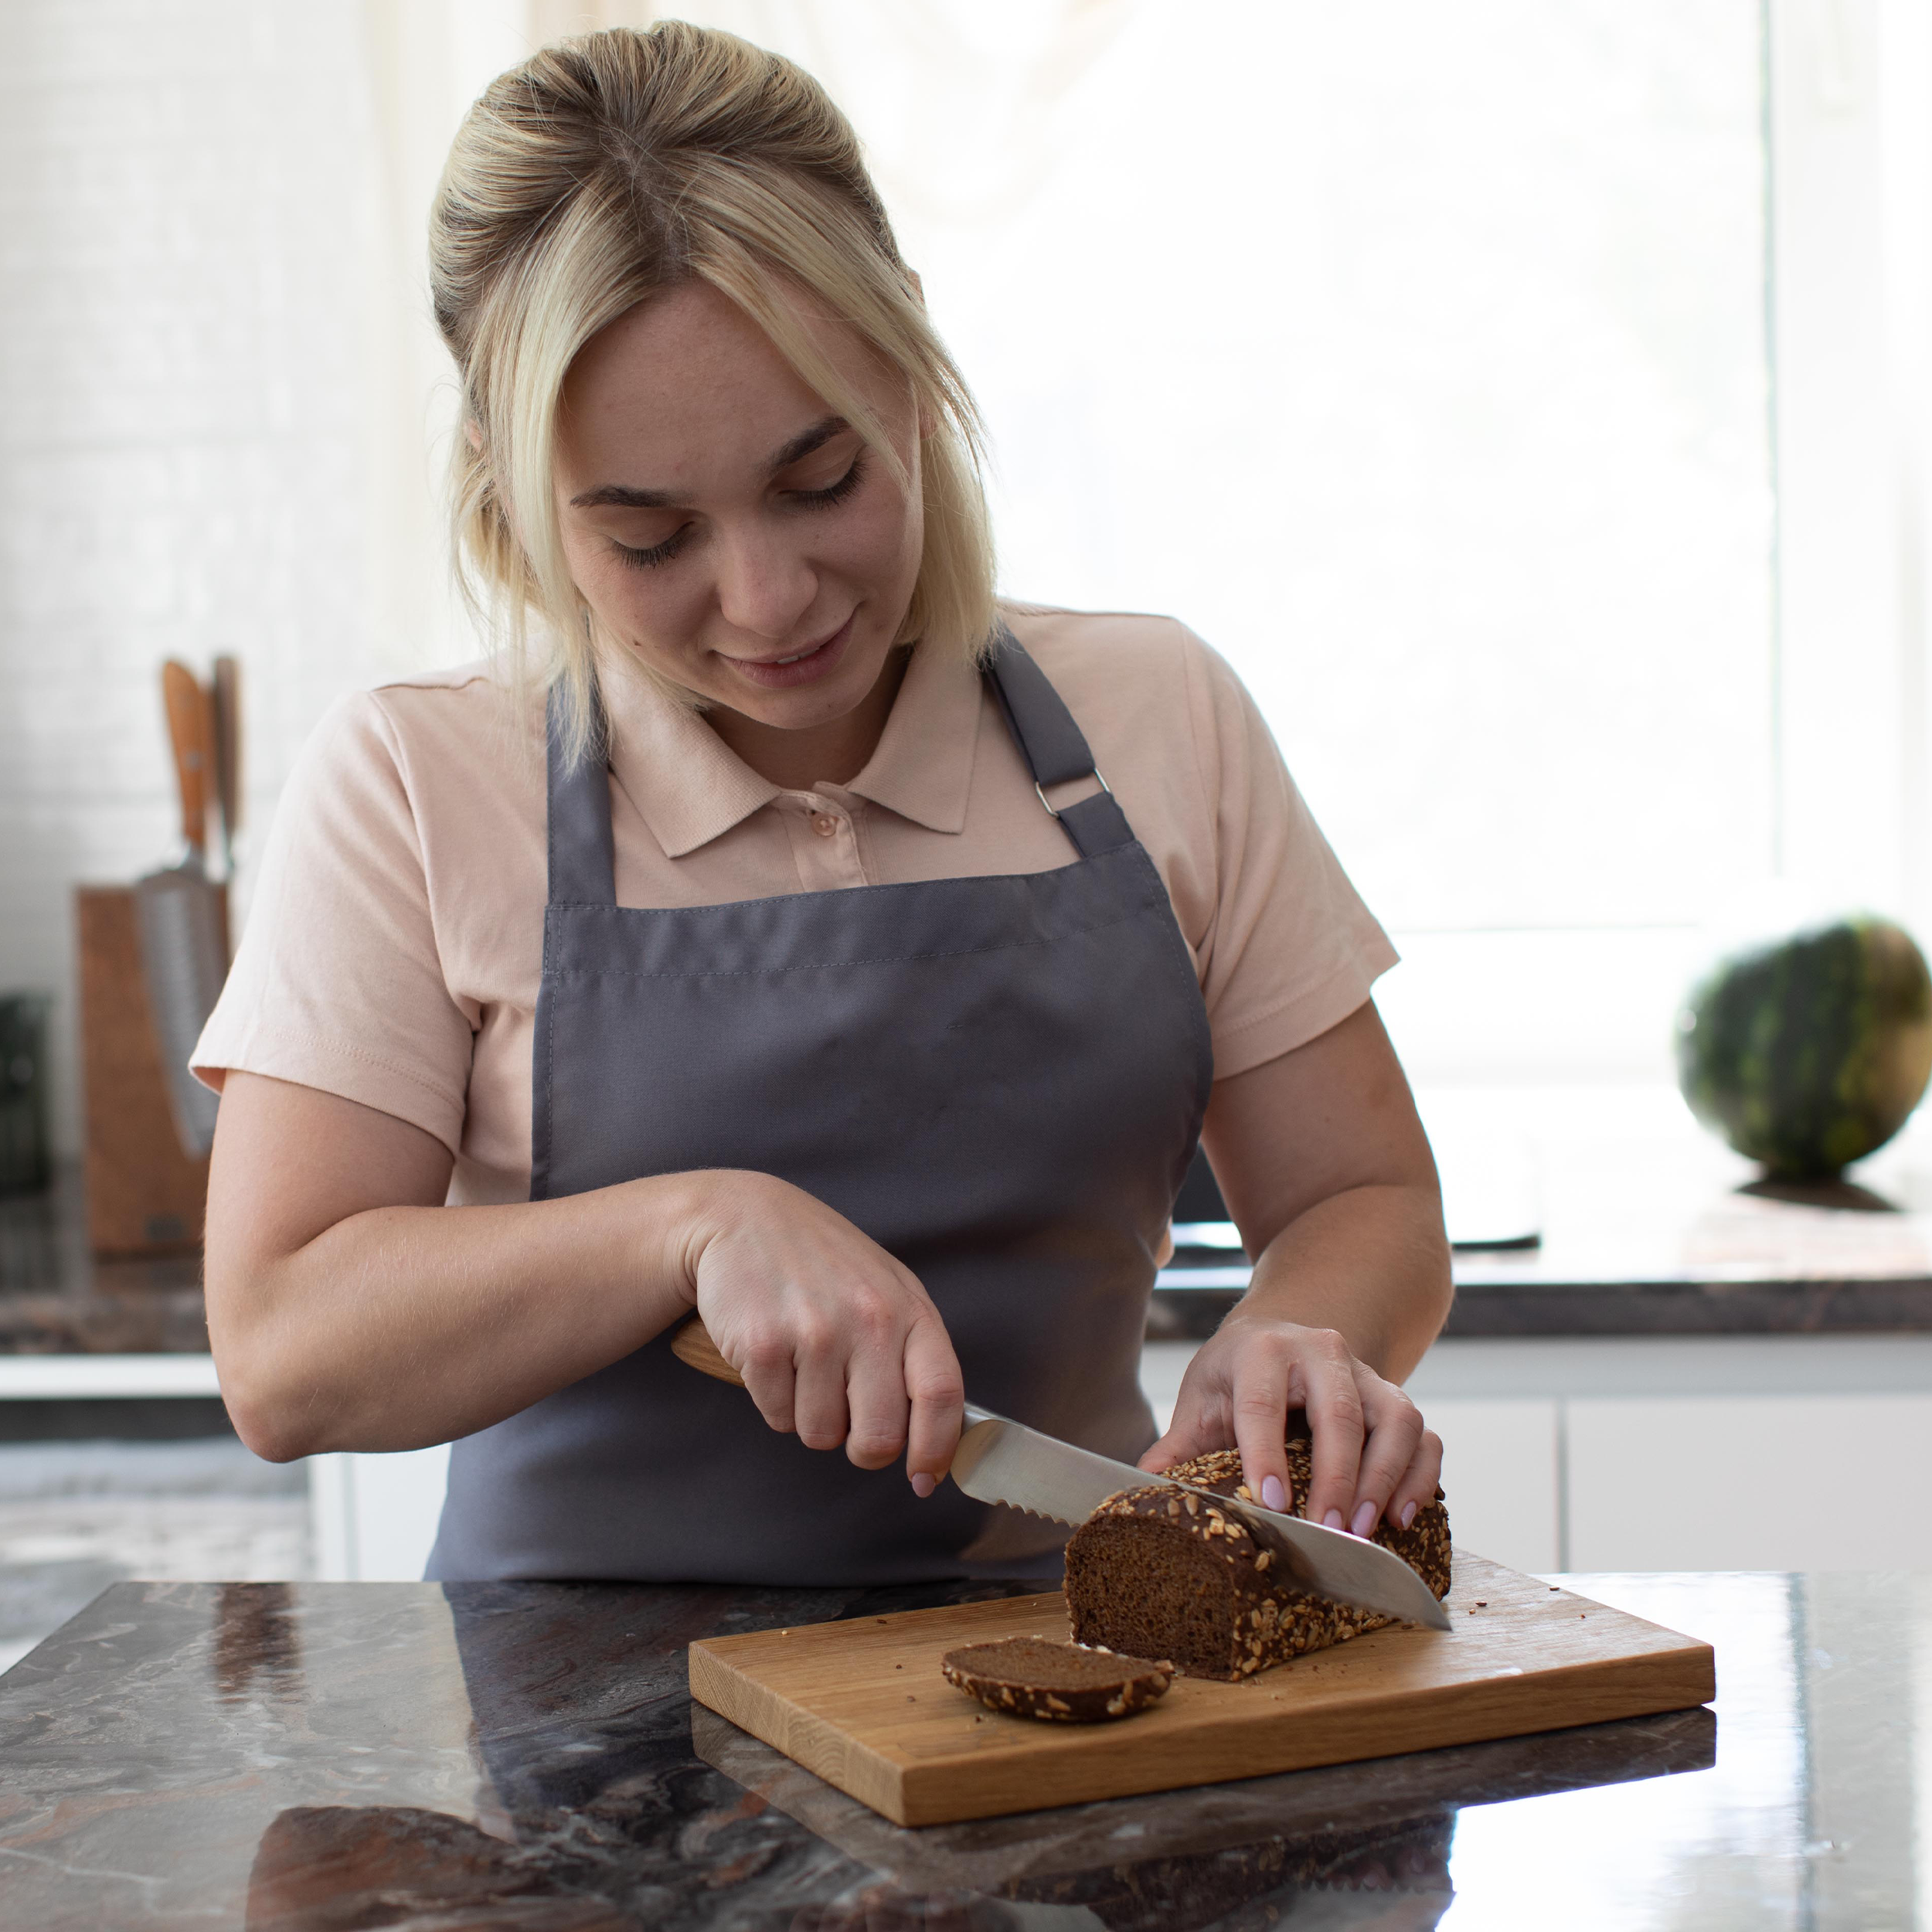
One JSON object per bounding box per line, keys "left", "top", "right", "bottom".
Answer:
{"left": 672, "top": 0, "right": 1781, "bottom": 1084}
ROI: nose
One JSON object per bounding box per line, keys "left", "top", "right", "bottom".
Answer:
{"left": 710, "top": 519, "right": 818, "bottom": 645}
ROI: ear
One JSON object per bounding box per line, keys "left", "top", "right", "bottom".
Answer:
{"left": 906, "top": 267, "right": 926, "bottom": 309}
{"left": 464, "top": 417, "right": 484, "bottom": 454}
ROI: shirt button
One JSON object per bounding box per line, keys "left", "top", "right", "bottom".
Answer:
{"left": 811, "top": 814, "right": 838, "bottom": 838}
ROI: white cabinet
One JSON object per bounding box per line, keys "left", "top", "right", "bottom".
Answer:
{"left": 1563, "top": 1392, "right": 1932, "bottom": 1570}
{"left": 303, "top": 1335, "right": 1932, "bottom": 1580}
{"left": 1154, "top": 1333, "right": 1932, "bottom": 1573}
{"left": 1409, "top": 1335, "right": 1932, "bottom": 1573}
{"left": 308, "top": 1444, "right": 450, "bottom": 1581}
{"left": 1407, "top": 1396, "right": 1561, "bottom": 1573}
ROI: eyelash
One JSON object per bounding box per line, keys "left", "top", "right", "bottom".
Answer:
{"left": 612, "top": 452, "right": 868, "bottom": 572}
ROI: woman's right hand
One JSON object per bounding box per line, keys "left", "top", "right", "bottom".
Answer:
{"left": 675, "top": 1171, "right": 966, "bottom": 1495}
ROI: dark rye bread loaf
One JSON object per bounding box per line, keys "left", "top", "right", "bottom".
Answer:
{"left": 1063, "top": 1440, "right": 1451, "bottom": 1682}
{"left": 940, "top": 1637, "right": 1174, "bottom": 1722}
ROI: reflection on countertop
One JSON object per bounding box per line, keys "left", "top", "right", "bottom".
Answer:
{"left": 0, "top": 1567, "right": 1925, "bottom": 1929}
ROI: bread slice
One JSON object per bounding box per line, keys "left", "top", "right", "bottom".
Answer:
{"left": 1062, "top": 1440, "right": 1451, "bottom": 1682}
{"left": 940, "top": 1636, "right": 1174, "bottom": 1722}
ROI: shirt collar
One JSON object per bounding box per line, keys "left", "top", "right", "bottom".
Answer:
{"left": 844, "top": 638, "right": 981, "bottom": 834}
{"left": 599, "top": 641, "right": 984, "bottom": 859}
{"left": 598, "top": 655, "right": 781, "bottom": 860}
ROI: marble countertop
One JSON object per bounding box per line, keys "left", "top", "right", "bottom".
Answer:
{"left": 0, "top": 1566, "right": 1922, "bottom": 1929}
{"left": 1156, "top": 1090, "right": 1932, "bottom": 1338}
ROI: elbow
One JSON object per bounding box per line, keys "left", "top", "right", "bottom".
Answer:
{"left": 219, "top": 1368, "right": 325, "bottom": 1466}
{"left": 1428, "top": 1256, "right": 1455, "bottom": 1342}
{"left": 207, "top": 1270, "right": 330, "bottom": 1464}
{"left": 1420, "top": 1196, "right": 1455, "bottom": 1344}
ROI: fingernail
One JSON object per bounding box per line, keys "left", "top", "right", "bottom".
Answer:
{"left": 1350, "top": 1501, "right": 1378, "bottom": 1539}
{"left": 1400, "top": 1500, "right": 1418, "bottom": 1529}
{"left": 1261, "top": 1475, "right": 1287, "bottom": 1512}
{"left": 1323, "top": 1509, "right": 1344, "bottom": 1532}
{"left": 910, "top": 1472, "right": 934, "bottom": 1498}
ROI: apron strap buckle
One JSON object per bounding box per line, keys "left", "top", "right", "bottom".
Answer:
{"left": 1035, "top": 769, "right": 1112, "bottom": 820}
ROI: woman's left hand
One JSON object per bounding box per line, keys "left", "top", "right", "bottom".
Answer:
{"left": 1138, "top": 1315, "right": 1442, "bottom": 1538}
{"left": 1139, "top": 999, "right": 1453, "bottom": 1536}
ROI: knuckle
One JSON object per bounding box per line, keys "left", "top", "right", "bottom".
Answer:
{"left": 1325, "top": 1386, "right": 1367, "bottom": 1430}
{"left": 742, "top": 1339, "right": 792, "bottom": 1383}
{"left": 1382, "top": 1403, "right": 1424, "bottom": 1447}
{"left": 849, "top": 1298, "right": 898, "bottom": 1349}
{"left": 791, "top": 1314, "right": 837, "bottom": 1361}
{"left": 909, "top": 1364, "right": 964, "bottom": 1407}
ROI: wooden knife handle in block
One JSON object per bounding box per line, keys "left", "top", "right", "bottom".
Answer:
{"left": 161, "top": 660, "right": 213, "bottom": 855}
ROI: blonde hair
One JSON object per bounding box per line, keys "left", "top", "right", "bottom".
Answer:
{"left": 429, "top": 20, "right": 997, "bottom": 759}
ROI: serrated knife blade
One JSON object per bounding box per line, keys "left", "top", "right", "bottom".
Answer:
{"left": 951, "top": 1403, "right": 1452, "bottom": 1632}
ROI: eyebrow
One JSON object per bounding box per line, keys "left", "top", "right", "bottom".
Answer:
{"left": 570, "top": 415, "right": 852, "bottom": 510}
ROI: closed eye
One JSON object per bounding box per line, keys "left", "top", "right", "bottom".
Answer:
{"left": 612, "top": 524, "right": 693, "bottom": 571}
{"left": 787, "top": 451, "right": 866, "bottom": 509}
{"left": 611, "top": 452, "right": 868, "bottom": 570}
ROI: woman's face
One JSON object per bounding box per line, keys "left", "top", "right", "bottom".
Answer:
{"left": 553, "top": 279, "right": 925, "bottom": 735}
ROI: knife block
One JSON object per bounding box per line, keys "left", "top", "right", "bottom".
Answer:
{"left": 76, "top": 886, "right": 210, "bottom": 1256}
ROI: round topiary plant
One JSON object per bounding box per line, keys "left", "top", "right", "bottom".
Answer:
{"left": 1675, "top": 915, "right": 1932, "bottom": 1178}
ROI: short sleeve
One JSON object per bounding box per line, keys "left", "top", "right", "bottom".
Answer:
{"left": 1182, "top": 635, "right": 1399, "bottom": 1079}
{"left": 191, "top": 691, "right": 477, "bottom": 1152}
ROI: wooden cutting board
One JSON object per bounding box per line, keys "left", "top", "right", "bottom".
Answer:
{"left": 688, "top": 1554, "right": 1715, "bottom": 1826}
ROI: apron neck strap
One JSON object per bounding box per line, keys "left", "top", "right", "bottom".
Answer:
{"left": 545, "top": 682, "right": 618, "bottom": 906}
{"left": 544, "top": 633, "right": 1135, "bottom": 906}
{"left": 985, "top": 628, "right": 1135, "bottom": 859}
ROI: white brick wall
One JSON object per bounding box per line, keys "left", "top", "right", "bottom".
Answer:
{"left": 0, "top": 1, "right": 481, "bottom": 1154}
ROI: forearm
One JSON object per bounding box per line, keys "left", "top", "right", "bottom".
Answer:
{"left": 1227, "top": 1180, "right": 1452, "bottom": 1383}
{"left": 210, "top": 1174, "right": 706, "bottom": 1461}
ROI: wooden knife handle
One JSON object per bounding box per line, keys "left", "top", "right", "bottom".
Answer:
{"left": 212, "top": 654, "right": 241, "bottom": 856}
{"left": 671, "top": 1315, "right": 747, "bottom": 1387}
{"left": 160, "top": 660, "right": 211, "bottom": 856}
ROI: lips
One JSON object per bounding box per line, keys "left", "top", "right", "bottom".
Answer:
{"left": 718, "top": 614, "right": 855, "bottom": 691}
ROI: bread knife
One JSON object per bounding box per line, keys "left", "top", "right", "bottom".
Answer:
{"left": 671, "top": 1318, "right": 1451, "bottom": 1631}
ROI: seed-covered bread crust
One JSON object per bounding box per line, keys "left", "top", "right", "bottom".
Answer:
{"left": 940, "top": 1635, "right": 1175, "bottom": 1722}
{"left": 1063, "top": 1440, "right": 1451, "bottom": 1682}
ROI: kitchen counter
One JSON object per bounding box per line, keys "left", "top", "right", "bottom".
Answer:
{"left": 13, "top": 1092, "right": 1932, "bottom": 1361}
{"left": 0, "top": 1567, "right": 1923, "bottom": 1928}
{"left": 1155, "top": 1089, "right": 1932, "bottom": 1338}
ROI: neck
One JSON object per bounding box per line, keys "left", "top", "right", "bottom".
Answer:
{"left": 706, "top": 645, "right": 912, "bottom": 791}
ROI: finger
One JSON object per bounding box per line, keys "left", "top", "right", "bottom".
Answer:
{"left": 903, "top": 1312, "right": 964, "bottom": 1492}
{"left": 1226, "top": 1349, "right": 1297, "bottom": 1515}
{"left": 1344, "top": 1375, "right": 1426, "bottom": 1537}
{"left": 1388, "top": 1427, "right": 1444, "bottom": 1530}
{"left": 842, "top": 1320, "right": 910, "bottom": 1471}
{"left": 1136, "top": 1363, "right": 1233, "bottom": 1475}
{"left": 790, "top": 1316, "right": 851, "bottom": 1452}
{"left": 1296, "top": 1333, "right": 1367, "bottom": 1529}
{"left": 734, "top": 1332, "right": 798, "bottom": 1437}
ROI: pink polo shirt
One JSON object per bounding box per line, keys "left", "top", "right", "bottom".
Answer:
{"left": 192, "top": 604, "right": 1396, "bottom": 1206}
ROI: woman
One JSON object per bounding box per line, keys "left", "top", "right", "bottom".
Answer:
{"left": 197, "top": 22, "right": 1451, "bottom": 1584}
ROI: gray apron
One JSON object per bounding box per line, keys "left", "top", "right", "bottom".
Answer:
{"left": 426, "top": 635, "right": 1213, "bottom": 1584}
